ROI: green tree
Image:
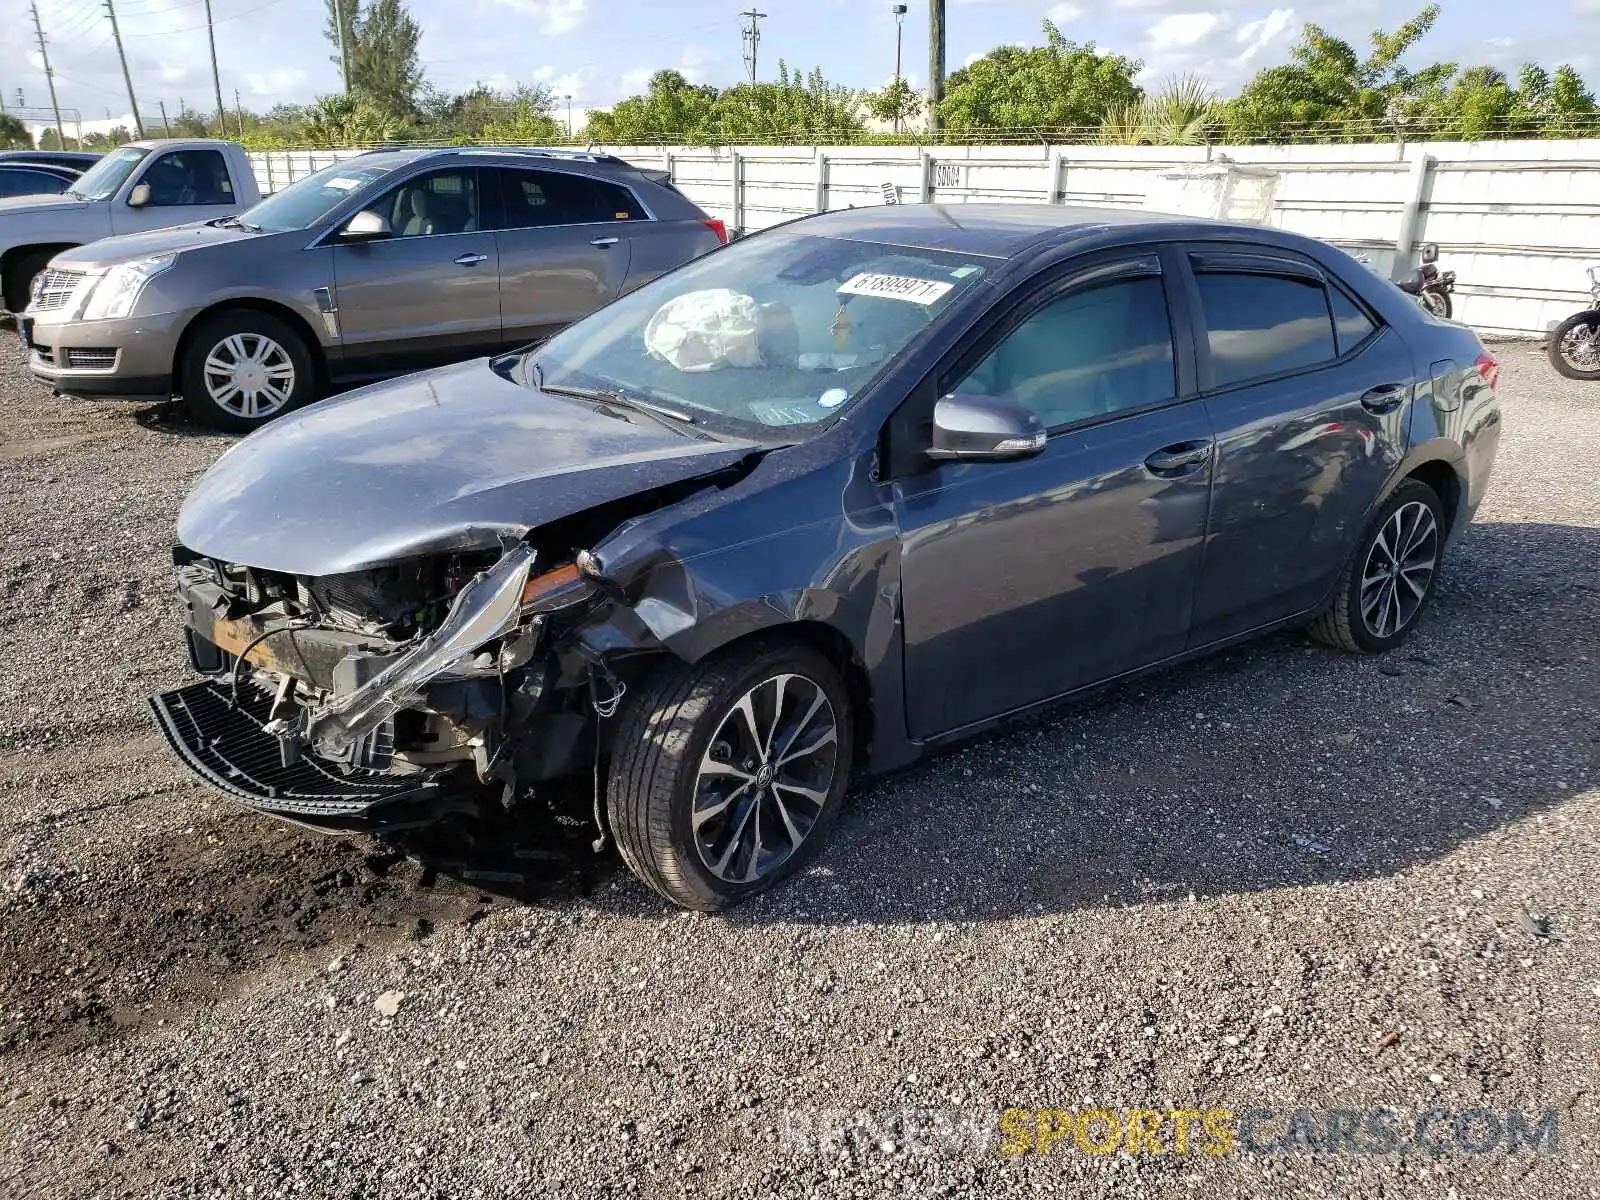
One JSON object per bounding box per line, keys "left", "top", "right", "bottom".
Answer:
{"left": 863, "top": 76, "right": 923, "bottom": 132}
{"left": 479, "top": 86, "right": 564, "bottom": 144}
{"left": 1100, "top": 74, "right": 1217, "bottom": 145}
{"left": 1224, "top": 5, "right": 1456, "bottom": 141}
{"left": 0, "top": 114, "right": 31, "bottom": 149}
{"left": 586, "top": 70, "right": 720, "bottom": 143}
{"left": 300, "top": 93, "right": 407, "bottom": 147}
{"left": 937, "top": 21, "right": 1143, "bottom": 134}
{"left": 323, "top": 0, "right": 424, "bottom": 120}
{"left": 696, "top": 63, "right": 863, "bottom": 144}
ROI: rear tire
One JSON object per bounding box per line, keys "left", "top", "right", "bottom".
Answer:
{"left": 1548, "top": 311, "right": 1600, "bottom": 380}
{"left": 607, "top": 639, "right": 854, "bottom": 911}
{"left": 179, "top": 309, "right": 317, "bottom": 433}
{"left": 4, "top": 250, "right": 54, "bottom": 314}
{"left": 1309, "top": 480, "right": 1446, "bottom": 654}
{"left": 1419, "top": 288, "right": 1452, "bottom": 320}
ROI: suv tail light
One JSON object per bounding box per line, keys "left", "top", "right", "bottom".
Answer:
{"left": 702, "top": 218, "right": 729, "bottom": 245}
{"left": 1474, "top": 350, "right": 1501, "bottom": 391}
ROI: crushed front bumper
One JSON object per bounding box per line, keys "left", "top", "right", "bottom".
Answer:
{"left": 149, "top": 679, "right": 459, "bottom": 832}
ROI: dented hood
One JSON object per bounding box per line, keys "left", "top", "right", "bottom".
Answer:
{"left": 177, "top": 358, "right": 758, "bottom": 575}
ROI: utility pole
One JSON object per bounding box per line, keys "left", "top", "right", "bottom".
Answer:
{"left": 203, "top": 0, "right": 225, "bottom": 137}
{"left": 105, "top": 0, "right": 145, "bottom": 137}
{"left": 564, "top": 94, "right": 572, "bottom": 138}
{"left": 928, "top": 0, "right": 945, "bottom": 135}
{"left": 234, "top": 87, "right": 244, "bottom": 136}
{"left": 29, "top": 5, "right": 65, "bottom": 151}
{"left": 892, "top": 3, "right": 907, "bottom": 134}
{"left": 332, "top": 0, "right": 352, "bottom": 94}
{"left": 158, "top": 99, "right": 171, "bottom": 136}
{"left": 739, "top": 9, "right": 767, "bottom": 85}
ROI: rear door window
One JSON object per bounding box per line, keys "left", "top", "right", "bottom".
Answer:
{"left": 495, "top": 168, "right": 644, "bottom": 229}
{"left": 1191, "top": 263, "right": 1337, "bottom": 388}
{"left": 1329, "top": 284, "right": 1378, "bottom": 355}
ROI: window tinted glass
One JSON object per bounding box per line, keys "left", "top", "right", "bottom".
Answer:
{"left": 1329, "top": 284, "right": 1377, "bottom": 355}
{"left": 0, "top": 168, "right": 64, "bottom": 197}
{"left": 498, "top": 169, "right": 643, "bottom": 229}
{"left": 1195, "top": 270, "right": 1336, "bottom": 388}
{"left": 955, "top": 275, "right": 1175, "bottom": 428}
{"left": 142, "top": 149, "right": 233, "bottom": 206}
{"left": 380, "top": 169, "right": 481, "bottom": 238}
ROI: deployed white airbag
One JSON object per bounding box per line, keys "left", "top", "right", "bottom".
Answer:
{"left": 643, "top": 289, "right": 764, "bottom": 372}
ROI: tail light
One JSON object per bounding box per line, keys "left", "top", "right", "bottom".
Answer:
{"left": 702, "top": 218, "right": 728, "bottom": 246}
{"left": 1474, "top": 350, "right": 1501, "bottom": 391}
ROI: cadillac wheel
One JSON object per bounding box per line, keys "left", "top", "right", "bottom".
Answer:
{"left": 608, "top": 640, "right": 854, "bottom": 911}
{"left": 179, "top": 309, "right": 316, "bottom": 432}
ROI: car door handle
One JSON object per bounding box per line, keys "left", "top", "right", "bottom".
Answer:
{"left": 1144, "top": 440, "right": 1213, "bottom": 476}
{"left": 454, "top": 252, "right": 489, "bottom": 266}
{"left": 590, "top": 237, "right": 620, "bottom": 248}
{"left": 1360, "top": 383, "right": 1409, "bottom": 413}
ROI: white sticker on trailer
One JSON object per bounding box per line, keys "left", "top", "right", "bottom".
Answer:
{"left": 837, "top": 273, "right": 954, "bottom": 306}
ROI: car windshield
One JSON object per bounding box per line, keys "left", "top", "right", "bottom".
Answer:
{"left": 239, "top": 161, "right": 396, "bottom": 233}
{"left": 526, "top": 230, "right": 990, "bottom": 438}
{"left": 66, "top": 146, "right": 148, "bottom": 201}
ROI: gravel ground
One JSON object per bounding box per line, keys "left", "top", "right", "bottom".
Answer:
{"left": 0, "top": 338, "right": 1596, "bottom": 1199}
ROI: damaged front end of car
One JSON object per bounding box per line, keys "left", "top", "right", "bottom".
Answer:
{"left": 149, "top": 536, "right": 624, "bottom": 833}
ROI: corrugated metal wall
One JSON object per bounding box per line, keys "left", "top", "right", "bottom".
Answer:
{"left": 250, "top": 139, "right": 1600, "bottom": 336}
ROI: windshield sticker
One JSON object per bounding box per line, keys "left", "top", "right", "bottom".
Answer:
{"left": 817, "top": 388, "right": 849, "bottom": 408}
{"left": 325, "top": 177, "right": 365, "bottom": 191}
{"left": 838, "top": 273, "right": 954, "bottom": 306}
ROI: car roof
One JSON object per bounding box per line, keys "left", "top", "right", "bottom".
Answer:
{"left": 800, "top": 203, "right": 1269, "bottom": 260}
{"left": 349, "top": 146, "right": 636, "bottom": 173}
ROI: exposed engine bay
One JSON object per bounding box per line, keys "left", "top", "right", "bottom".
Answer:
{"left": 150, "top": 511, "right": 668, "bottom": 831}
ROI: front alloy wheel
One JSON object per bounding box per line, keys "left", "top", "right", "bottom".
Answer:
{"left": 608, "top": 640, "right": 854, "bottom": 910}
{"left": 693, "top": 673, "right": 839, "bottom": 884}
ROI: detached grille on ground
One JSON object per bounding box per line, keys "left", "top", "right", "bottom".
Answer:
{"left": 30, "top": 269, "right": 83, "bottom": 312}
{"left": 149, "top": 679, "right": 439, "bottom": 822}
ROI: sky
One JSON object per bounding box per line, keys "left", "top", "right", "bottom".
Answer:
{"left": 0, "top": 0, "right": 1595, "bottom": 137}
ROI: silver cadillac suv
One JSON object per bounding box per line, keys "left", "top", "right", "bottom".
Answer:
{"left": 23, "top": 147, "right": 727, "bottom": 431}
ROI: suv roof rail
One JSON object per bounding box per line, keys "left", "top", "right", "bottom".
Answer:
{"left": 453, "top": 146, "right": 622, "bottom": 164}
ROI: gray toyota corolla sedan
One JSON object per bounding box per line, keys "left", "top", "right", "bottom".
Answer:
{"left": 150, "top": 204, "right": 1502, "bottom": 910}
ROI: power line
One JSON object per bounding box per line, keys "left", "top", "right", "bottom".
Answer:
{"left": 120, "top": 0, "right": 287, "bottom": 36}
{"left": 739, "top": 8, "right": 766, "bottom": 85}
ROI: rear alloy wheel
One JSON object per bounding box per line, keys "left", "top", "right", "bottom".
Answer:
{"left": 607, "top": 640, "right": 853, "bottom": 910}
{"left": 1310, "top": 480, "right": 1446, "bottom": 654}
{"left": 1417, "top": 288, "right": 1452, "bottom": 320}
{"left": 180, "top": 310, "right": 316, "bottom": 432}
{"left": 1548, "top": 312, "right": 1600, "bottom": 380}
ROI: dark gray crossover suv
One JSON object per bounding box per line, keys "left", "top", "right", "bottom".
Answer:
{"left": 151, "top": 205, "right": 1501, "bottom": 909}
{"left": 26, "top": 147, "right": 726, "bottom": 431}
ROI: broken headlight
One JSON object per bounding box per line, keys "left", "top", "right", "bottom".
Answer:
{"left": 305, "top": 542, "right": 538, "bottom": 756}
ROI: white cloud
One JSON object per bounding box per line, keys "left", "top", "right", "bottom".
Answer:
{"left": 1235, "top": 7, "right": 1294, "bottom": 65}
{"left": 1047, "top": 3, "right": 1084, "bottom": 21}
{"left": 488, "top": 0, "right": 586, "bottom": 35}
{"left": 1148, "top": 12, "right": 1223, "bottom": 50}
{"left": 244, "top": 69, "right": 307, "bottom": 98}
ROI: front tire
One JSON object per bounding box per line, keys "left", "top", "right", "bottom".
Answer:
{"left": 607, "top": 639, "right": 854, "bottom": 911}
{"left": 179, "top": 310, "right": 316, "bottom": 432}
{"left": 1418, "top": 287, "right": 1452, "bottom": 320}
{"left": 4, "top": 249, "right": 54, "bottom": 314}
{"left": 1310, "top": 480, "right": 1446, "bottom": 654}
{"left": 1548, "top": 311, "right": 1600, "bottom": 380}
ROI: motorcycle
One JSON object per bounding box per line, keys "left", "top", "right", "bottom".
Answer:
{"left": 1396, "top": 242, "right": 1456, "bottom": 319}
{"left": 1547, "top": 265, "right": 1600, "bottom": 381}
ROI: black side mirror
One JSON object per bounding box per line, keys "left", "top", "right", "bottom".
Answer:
{"left": 928, "top": 393, "right": 1047, "bottom": 463}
